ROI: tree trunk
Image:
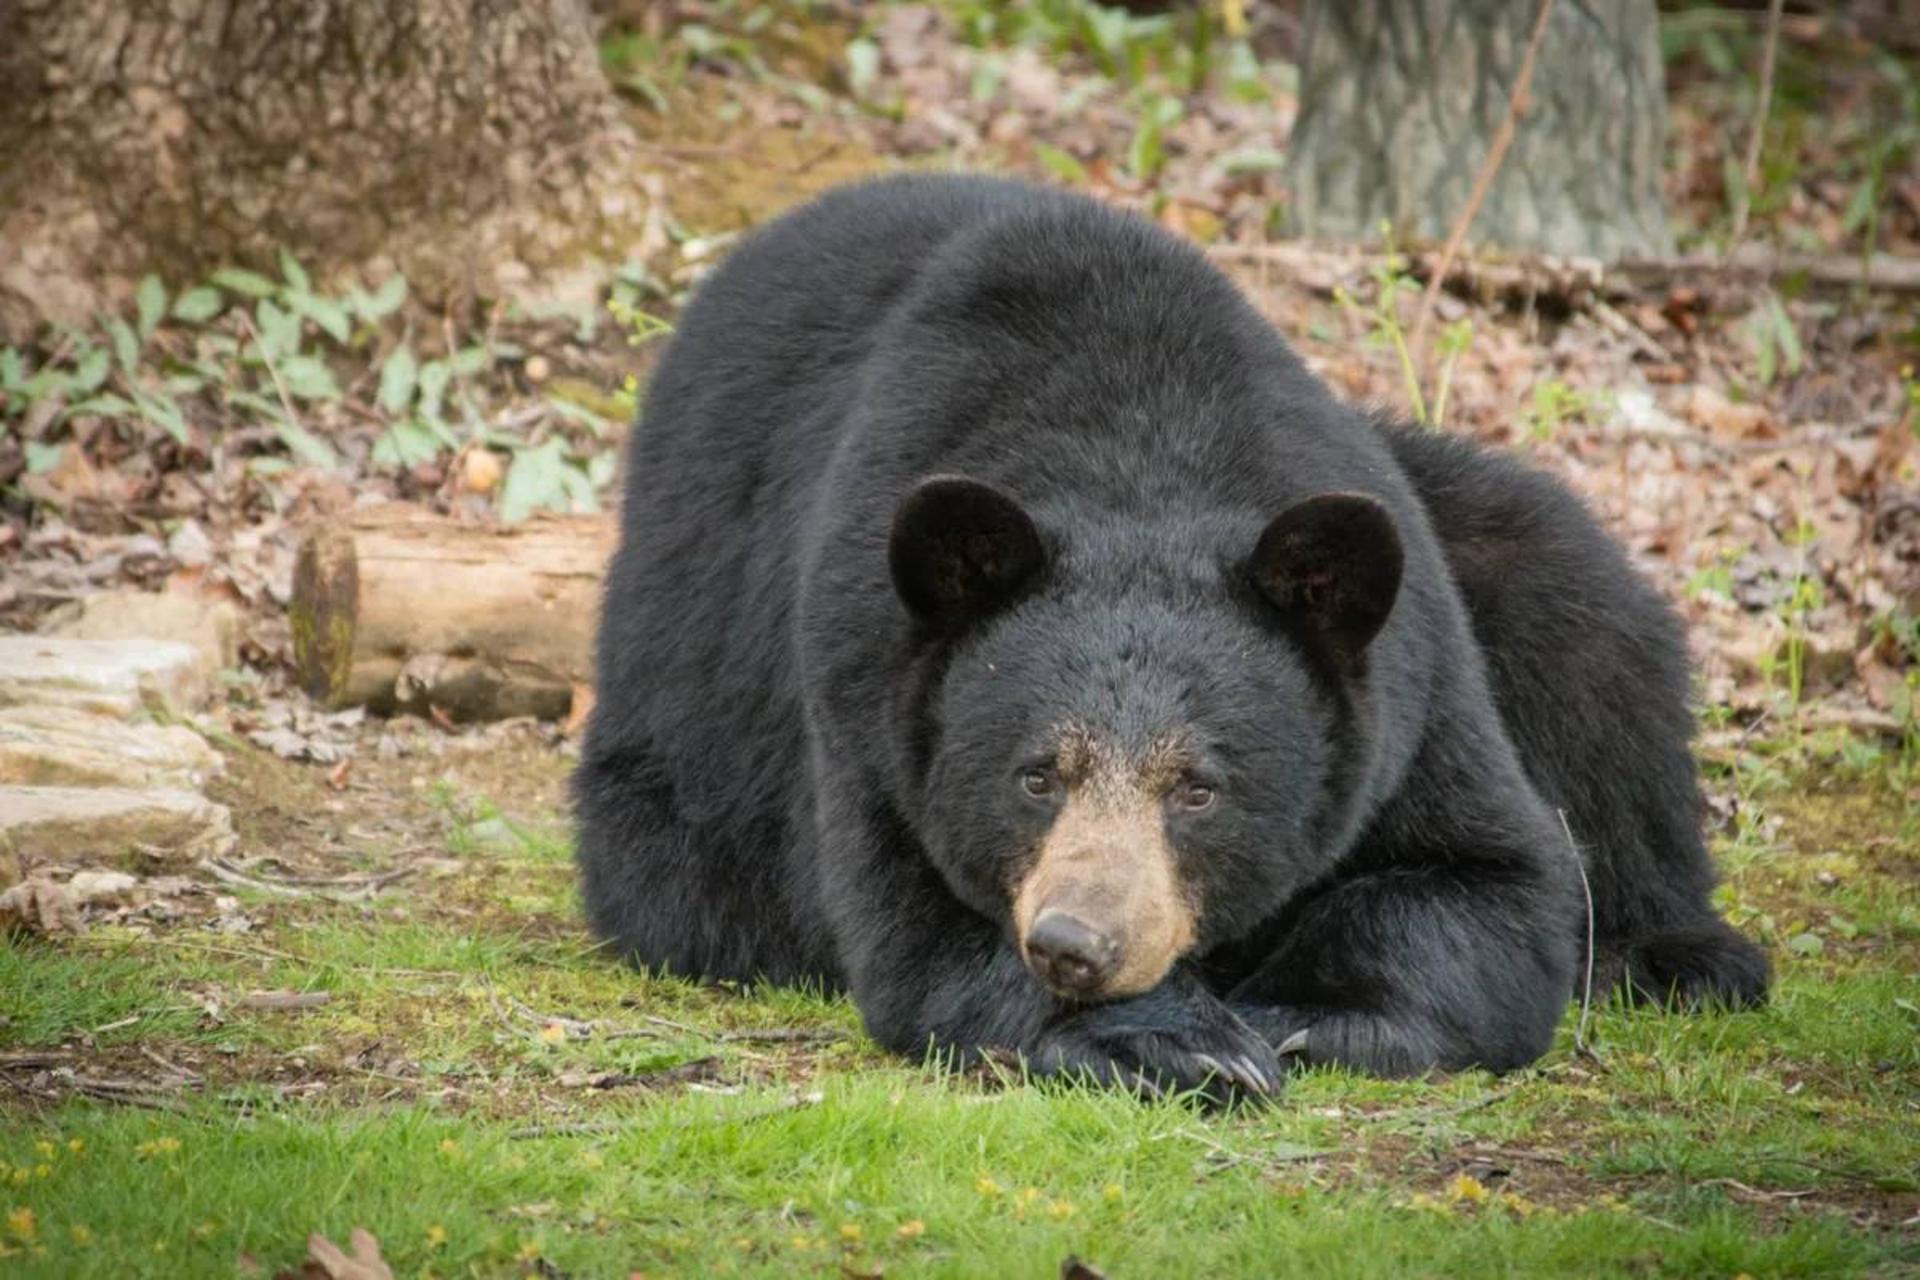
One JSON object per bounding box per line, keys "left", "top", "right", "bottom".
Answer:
{"left": 0, "top": 0, "right": 642, "bottom": 337}
{"left": 291, "top": 505, "right": 612, "bottom": 723}
{"left": 1285, "top": 0, "right": 1673, "bottom": 261}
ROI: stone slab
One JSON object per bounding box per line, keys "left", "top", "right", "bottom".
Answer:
{"left": 0, "top": 635, "right": 211, "bottom": 718}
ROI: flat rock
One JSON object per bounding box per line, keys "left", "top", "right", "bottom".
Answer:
{"left": 49, "top": 589, "right": 241, "bottom": 673}
{"left": 0, "top": 705, "right": 222, "bottom": 789}
{"left": 0, "top": 635, "right": 211, "bottom": 717}
{"left": 0, "top": 785, "right": 235, "bottom": 867}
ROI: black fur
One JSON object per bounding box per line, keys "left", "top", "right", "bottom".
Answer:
{"left": 574, "top": 174, "right": 1767, "bottom": 1097}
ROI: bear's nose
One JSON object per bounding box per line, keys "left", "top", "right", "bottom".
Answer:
{"left": 1024, "top": 911, "right": 1119, "bottom": 996}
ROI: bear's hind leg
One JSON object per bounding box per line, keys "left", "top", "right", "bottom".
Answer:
{"left": 573, "top": 748, "right": 833, "bottom": 989}
{"left": 1606, "top": 919, "right": 1771, "bottom": 1011}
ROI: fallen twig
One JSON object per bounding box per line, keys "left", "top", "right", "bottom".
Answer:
{"left": 238, "top": 989, "right": 333, "bottom": 1011}
{"left": 1359, "top": 1086, "right": 1516, "bottom": 1123}
{"left": 1208, "top": 242, "right": 1920, "bottom": 301}
{"left": 1409, "top": 0, "right": 1556, "bottom": 367}
{"left": 1166, "top": 1126, "right": 1330, "bottom": 1174}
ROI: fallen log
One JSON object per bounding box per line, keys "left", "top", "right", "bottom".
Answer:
{"left": 1207, "top": 241, "right": 1920, "bottom": 301}
{"left": 290, "top": 504, "right": 613, "bottom": 723}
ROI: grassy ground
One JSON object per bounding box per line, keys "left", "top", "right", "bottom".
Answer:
{"left": 2, "top": 732, "right": 1916, "bottom": 1278}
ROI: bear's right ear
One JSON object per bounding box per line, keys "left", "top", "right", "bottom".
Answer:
{"left": 1249, "top": 492, "right": 1403, "bottom": 671}
{"left": 890, "top": 475, "right": 1045, "bottom": 627}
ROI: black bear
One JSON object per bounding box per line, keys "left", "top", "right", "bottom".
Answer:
{"left": 575, "top": 174, "right": 1768, "bottom": 1097}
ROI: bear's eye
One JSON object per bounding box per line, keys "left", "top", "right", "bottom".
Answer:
{"left": 1018, "top": 767, "right": 1057, "bottom": 799}
{"left": 1175, "top": 780, "right": 1216, "bottom": 812}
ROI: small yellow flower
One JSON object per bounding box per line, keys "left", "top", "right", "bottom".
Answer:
{"left": 1047, "top": 1200, "right": 1075, "bottom": 1221}
{"left": 1445, "top": 1173, "right": 1489, "bottom": 1205}
{"left": 517, "top": 1239, "right": 543, "bottom": 1261}
{"left": 70, "top": 1225, "right": 94, "bottom": 1246}
{"left": 1408, "top": 1192, "right": 1449, "bottom": 1214}
{"left": 838, "top": 1223, "right": 863, "bottom": 1242}
{"left": 66, "top": 1140, "right": 84, "bottom": 1156}
{"left": 1101, "top": 1183, "right": 1125, "bottom": 1203}
{"left": 1016, "top": 1186, "right": 1042, "bottom": 1206}
{"left": 426, "top": 1224, "right": 448, "bottom": 1248}
{"left": 135, "top": 1137, "right": 182, "bottom": 1159}
{"left": 538, "top": 1022, "right": 568, "bottom": 1046}
{"left": 896, "top": 1220, "right": 925, "bottom": 1241}
{"left": 33, "top": 1165, "right": 50, "bottom": 1180}
{"left": 439, "top": 1139, "right": 461, "bottom": 1157}
{"left": 733, "top": 1236, "right": 754, "bottom": 1251}
{"left": 193, "top": 1220, "right": 219, "bottom": 1240}
{"left": 153, "top": 1240, "right": 169, "bottom": 1254}
{"left": 790, "top": 1235, "right": 813, "bottom": 1251}
{"left": 974, "top": 1175, "right": 1001, "bottom": 1197}
{"left": 580, "top": 1150, "right": 605, "bottom": 1170}
{"left": 7, "top": 1207, "right": 36, "bottom": 1242}
{"left": 33, "top": 1142, "right": 54, "bottom": 1160}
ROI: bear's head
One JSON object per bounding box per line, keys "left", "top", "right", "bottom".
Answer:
{"left": 890, "top": 475, "right": 1405, "bottom": 1003}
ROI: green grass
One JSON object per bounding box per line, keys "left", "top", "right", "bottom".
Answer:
{"left": 3, "top": 759, "right": 1917, "bottom": 1277}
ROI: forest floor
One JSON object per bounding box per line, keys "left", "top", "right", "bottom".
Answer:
{"left": 3, "top": 3, "right": 1919, "bottom": 1277}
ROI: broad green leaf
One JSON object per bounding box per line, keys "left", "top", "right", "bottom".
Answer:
{"left": 370, "top": 420, "right": 442, "bottom": 471}
{"left": 211, "top": 268, "right": 279, "bottom": 299}
{"left": 1786, "top": 932, "right": 1825, "bottom": 956}
{"left": 136, "top": 275, "right": 167, "bottom": 341}
{"left": 0, "top": 347, "right": 23, "bottom": 392}
{"left": 132, "top": 389, "right": 188, "bottom": 443}
{"left": 105, "top": 317, "right": 140, "bottom": 373}
{"left": 449, "top": 344, "right": 491, "bottom": 377}
{"left": 377, "top": 346, "right": 419, "bottom": 415}
{"left": 225, "top": 388, "right": 283, "bottom": 421}
{"left": 290, "top": 291, "right": 352, "bottom": 345}
{"left": 548, "top": 396, "right": 613, "bottom": 438}
{"left": 25, "top": 440, "right": 65, "bottom": 473}
{"left": 417, "top": 360, "right": 452, "bottom": 422}
{"left": 275, "top": 417, "right": 340, "bottom": 470}
{"left": 497, "top": 439, "right": 568, "bottom": 524}
{"left": 587, "top": 451, "right": 617, "bottom": 491}
{"left": 172, "top": 286, "right": 224, "bottom": 323}
{"left": 356, "top": 274, "right": 409, "bottom": 321}
{"left": 558, "top": 461, "right": 600, "bottom": 513}
{"left": 70, "top": 347, "right": 111, "bottom": 394}
{"left": 279, "top": 249, "right": 311, "bottom": 294}
{"left": 255, "top": 299, "right": 301, "bottom": 362}
{"left": 275, "top": 354, "right": 342, "bottom": 401}
{"left": 64, "top": 394, "right": 136, "bottom": 418}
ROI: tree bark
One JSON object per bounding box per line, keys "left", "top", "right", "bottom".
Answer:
{"left": 0, "top": 0, "right": 642, "bottom": 336}
{"left": 291, "top": 505, "right": 612, "bottom": 723}
{"left": 1285, "top": 0, "right": 1674, "bottom": 261}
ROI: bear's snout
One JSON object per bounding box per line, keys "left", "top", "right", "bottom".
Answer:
{"left": 1023, "top": 908, "right": 1121, "bottom": 996}
{"left": 1013, "top": 793, "right": 1197, "bottom": 1001}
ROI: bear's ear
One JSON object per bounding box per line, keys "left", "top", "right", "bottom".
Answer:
{"left": 1249, "top": 492, "right": 1403, "bottom": 670}
{"left": 890, "top": 475, "right": 1045, "bottom": 626}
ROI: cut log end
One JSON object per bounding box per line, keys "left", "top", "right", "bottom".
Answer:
{"left": 289, "top": 506, "right": 612, "bottom": 723}
{"left": 291, "top": 524, "right": 360, "bottom": 706}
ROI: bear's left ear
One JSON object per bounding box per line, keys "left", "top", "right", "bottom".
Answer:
{"left": 1249, "top": 492, "right": 1403, "bottom": 671}
{"left": 890, "top": 475, "right": 1046, "bottom": 627}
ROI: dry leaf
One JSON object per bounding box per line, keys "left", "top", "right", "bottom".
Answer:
{"left": 300, "top": 1228, "right": 394, "bottom": 1280}
{"left": 0, "top": 877, "right": 83, "bottom": 935}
